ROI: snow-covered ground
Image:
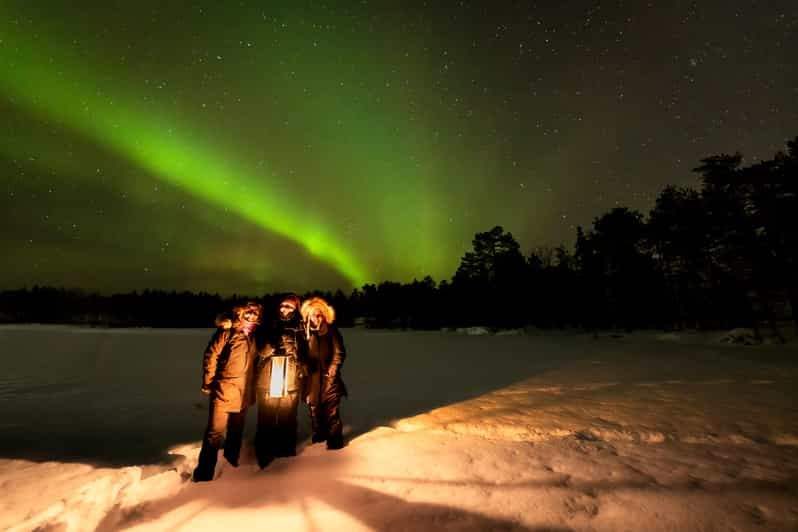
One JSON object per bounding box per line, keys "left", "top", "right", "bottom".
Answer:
{"left": 1, "top": 325, "right": 796, "bottom": 531}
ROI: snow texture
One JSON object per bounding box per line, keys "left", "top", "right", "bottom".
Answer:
{"left": 0, "top": 325, "right": 796, "bottom": 531}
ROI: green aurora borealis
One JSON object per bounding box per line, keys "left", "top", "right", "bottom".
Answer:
{"left": 2, "top": 2, "right": 795, "bottom": 294}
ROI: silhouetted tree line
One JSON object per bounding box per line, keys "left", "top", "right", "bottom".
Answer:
{"left": 1, "top": 137, "right": 795, "bottom": 334}
{"left": 0, "top": 288, "right": 354, "bottom": 329}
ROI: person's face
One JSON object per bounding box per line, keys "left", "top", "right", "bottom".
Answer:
{"left": 279, "top": 300, "right": 297, "bottom": 320}
{"left": 242, "top": 308, "right": 260, "bottom": 323}
{"left": 309, "top": 309, "right": 325, "bottom": 329}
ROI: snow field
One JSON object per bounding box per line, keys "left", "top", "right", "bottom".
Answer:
{"left": 1, "top": 325, "right": 796, "bottom": 531}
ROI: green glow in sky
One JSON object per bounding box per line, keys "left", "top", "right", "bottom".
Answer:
{"left": 0, "top": 25, "right": 371, "bottom": 288}
{"left": 2, "top": 2, "right": 794, "bottom": 294}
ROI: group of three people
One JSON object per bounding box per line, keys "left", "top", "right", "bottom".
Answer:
{"left": 192, "top": 294, "right": 347, "bottom": 482}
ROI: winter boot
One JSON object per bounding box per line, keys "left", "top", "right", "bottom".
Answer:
{"left": 309, "top": 405, "right": 328, "bottom": 443}
{"left": 257, "top": 453, "right": 274, "bottom": 469}
{"left": 326, "top": 432, "right": 344, "bottom": 450}
{"left": 193, "top": 441, "right": 218, "bottom": 481}
{"left": 223, "top": 450, "right": 240, "bottom": 467}
{"left": 223, "top": 415, "right": 245, "bottom": 467}
{"left": 222, "top": 431, "right": 241, "bottom": 467}
{"left": 325, "top": 403, "right": 343, "bottom": 450}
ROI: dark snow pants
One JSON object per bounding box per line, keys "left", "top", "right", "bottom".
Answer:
{"left": 255, "top": 391, "right": 299, "bottom": 468}
{"left": 309, "top": 398, "right": 343, "bottom": 449}
{"left": 194, "top": 402, "right": 247, "bottom": 481}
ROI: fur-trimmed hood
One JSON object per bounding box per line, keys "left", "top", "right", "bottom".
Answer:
{"left": 300, "top": 297, "right": 336, "bottom": 324}
{"left": 215, "top": 301, "right": 263, "bottom": 330}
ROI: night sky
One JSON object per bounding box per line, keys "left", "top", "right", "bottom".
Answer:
{"left": 1, "top": 1, "right": 795, "bottom": 295}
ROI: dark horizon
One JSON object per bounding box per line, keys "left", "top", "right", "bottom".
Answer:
{"left": 4, "top": 130, "right": 796, "bottom": 341}
{"left": 4, "top": 131, "right": 796, "bottom": 339}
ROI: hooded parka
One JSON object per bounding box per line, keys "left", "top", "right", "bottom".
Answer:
{"left": 193, "top": 303, "right": 262, "bottom": 482}
{"left": 305, "top": 322, "right": 347, "bottom": 406}
{"left": 301, "top": 297, "right": 348, "bottom": 449}
{"left": 202, "top": 324, "right": 258, "bottom": 413}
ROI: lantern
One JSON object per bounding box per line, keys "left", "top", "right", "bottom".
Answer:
{"left": 268, "top": 355, "right": 290, "bottom": 398}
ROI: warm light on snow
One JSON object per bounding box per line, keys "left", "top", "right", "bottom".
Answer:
{"left": 1, "top": 326, "right": 796, "bottom": 531}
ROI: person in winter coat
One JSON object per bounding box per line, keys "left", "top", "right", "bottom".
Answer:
{"left": 192, "top": 301, "right": 262, "bottom": 482}
{"left": 253, "top": 293, "right": 308, "bottom": 468}
{"left": 300, "top": 296, "right": 347, "bottom": 450}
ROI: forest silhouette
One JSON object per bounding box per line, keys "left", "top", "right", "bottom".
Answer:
{"left": 2, "top": 136, "right": 795, "bottom": 338}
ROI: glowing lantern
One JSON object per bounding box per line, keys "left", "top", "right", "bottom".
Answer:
{"left": 268, "top": 356, "right": 290, "bottom": 397}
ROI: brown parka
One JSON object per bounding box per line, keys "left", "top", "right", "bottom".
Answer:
{"left": 300, "top": 297, "right": 347, "bottom": 407}
{"left": 202, "top": 325, "right": 258, "bottom": 413}
{"left": 305, "top": 323, "right": 347, "bottom": 406}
